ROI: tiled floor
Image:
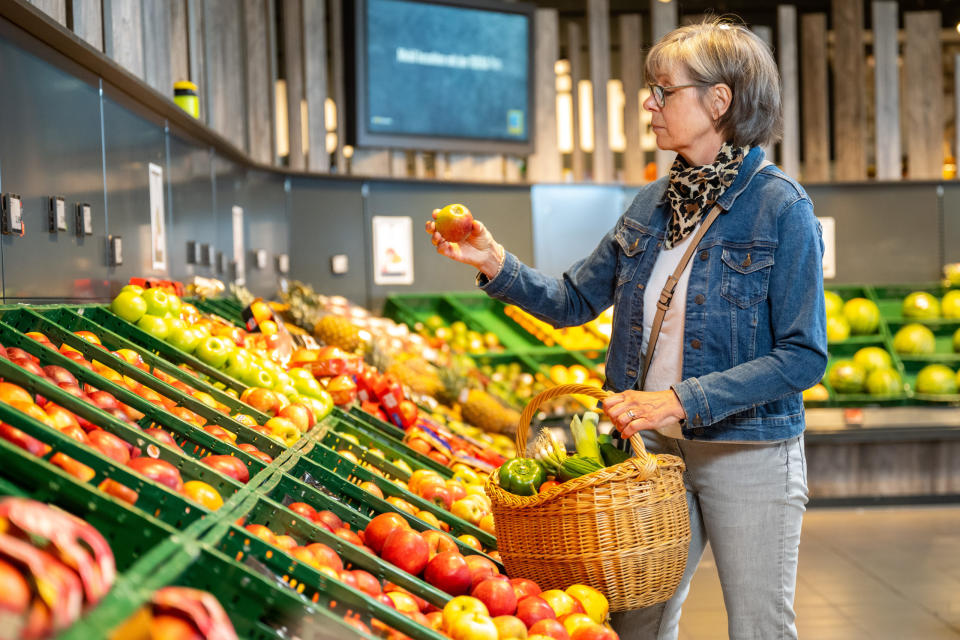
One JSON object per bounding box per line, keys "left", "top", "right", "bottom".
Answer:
{"left": 675, "top": 506, "right": 960, "bottom": 639}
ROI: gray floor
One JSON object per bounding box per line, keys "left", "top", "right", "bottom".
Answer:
{"left": 676, "top": 506, "right": 960, "bottom": 640}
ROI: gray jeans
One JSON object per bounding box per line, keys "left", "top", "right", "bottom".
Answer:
{"left": 611, "top": 432, "right": 809, "bottom": 640}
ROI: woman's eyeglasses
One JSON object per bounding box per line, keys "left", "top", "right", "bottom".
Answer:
{"left": 648, "top": 83, "right": 711, "bottom": 107}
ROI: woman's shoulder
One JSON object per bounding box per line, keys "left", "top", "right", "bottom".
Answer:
{"left": 751, "top": 164, "right": 812, "bottom": 211}
{"left": 621, "top": 176, "right": 670, "bottom": 228}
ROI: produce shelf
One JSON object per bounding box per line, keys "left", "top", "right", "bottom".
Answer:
{"left": 870, "top": 283, "right": 959, "bottom": 326}
{"left": 900, "top": 359, "right": 960, "bottom": 406}
{"left": 820, "top": 339, "right": 910, "bottom": 407}
{"left": 887, "top": 320, "right": 960, "bottom": 365}
{"left": 445, "top": 292, "right": 547, "bottom": 351}
{"left": 192, "top": 297, "right": 247, "bottom": 327}
{"left": 329, "top": 415, "right": 453, "bottom": 478}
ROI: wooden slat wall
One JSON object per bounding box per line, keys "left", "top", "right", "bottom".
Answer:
{"left": 186, "top": 0, "right": 207, "bottom": 123}
{"left": 204, "top": 0, "right": 245, "bottom": 152}
{"left": 778, "top": 5, "right": 800, "bottom": 179}
{"left": 832, "top": 0, "right": 867, "bottom": 181}
{"left": 29, "top": 0, "right": 66, "bottom": 26}
{"left": 801, "top": 13, "right": 829, "bottom": 182}
{"left": 281, "top": 0, "right": 305, "bottom": 169}
{"left": 751, "top": 25, "right": 775, "bottom": 163}
{"left": 169, "top": 1, "right": 189, "bottom": 85}
{"left": 956, "top": 54, "right": 960, "bottom": 170}
{"left": 904, "top": 11, "right": 944, "bottom": 180}
{"left": 103, "top": 0, "right": 144, "bottom": 79}
{"left": 527, "top": 8, "right": 561, "bottom": 182}
{"left": 70, "top": 0, "right": 103, "bottom": 50}
{"left": 619, "top": 14, "right": 644, "bottom": 184}
{"left": 244, "top": 0, "right": 273, "bottom": 165}
{"left": 650, "top": 0, "right": 676, "bottom": 179}
{"left": 330, "top": 0, "right": 347, "bottom": 173}
{"left": 142, "top": 0, "right": 172, "bottom": 97}
{"left": 588, "top": 0, "right": 612, "bottom": 183}
{"left": 567, "top": 21, "right": 585, "bottom": 182}
{"left": 352, "top": 150, "right": 391, "bottom": 176}
{"left": 872, "top": 1, "right": 901, "bottom": 181}
{"left": 303, "top": 0, "right": 329, "bottom": 172}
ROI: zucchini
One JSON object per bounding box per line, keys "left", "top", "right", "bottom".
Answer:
{"left": 600, "top": 442, "right": 631, "bottom": 466}
{"left": 558, "top": 455, "right": 605, "bottom": 482}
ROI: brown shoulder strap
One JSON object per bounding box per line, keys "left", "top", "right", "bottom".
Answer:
{"left": 639, "top": 203, "right": 722, "bottom": 388}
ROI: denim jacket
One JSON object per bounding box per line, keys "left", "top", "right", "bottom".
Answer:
{"left": 479, "top": 147, "right": 828, "bottom": 442}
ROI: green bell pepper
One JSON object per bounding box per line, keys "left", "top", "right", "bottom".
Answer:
{"left": 498, "top": 458, "right": 546, "bottom": 496}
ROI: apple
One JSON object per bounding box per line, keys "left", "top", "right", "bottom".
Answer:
{"left": 564, "top": 585, "right": 608, "bottom": 625}
{"left": 244, "top": 367, "right": 278, "bottom": 391}
{"left": 458, "top": 534, "right": 482, "bottom": 551}
{"left": 464, "top": 554, "right": 499, "bottom": 590}
{"left": 87, "top": 429, "right": 131, "bottom": 464}
{"left": 570, "top": 625, "right": 617, "bottom": 640}
{"left": 424, "top": 551, "right": 472, "bottom": 596}
{"left": 446, "top": 480, "right": 468, "bottom": 502}
{"left": 0, "top": 423, "right": 50, "bottom": 456}
{"left": 516, "top": 596, "right": 556, "bottom": 628}
{"left": 136, "top": 314, "right": 169, "bottom": 340}
{"left": 559, "top": 614, "right": 597, "bottom": 637}
{"left": 98, "top": 478, "right": 138, "bottom": 505}
{"left": 166, "top": 327, "right": 201, "bottom": 354}
{"left": 442, "top": 595, "right": 489, "bottom": 630}
{"left": 0, "top": 382, "right": 35, "bottom": 405}
{"left": 446, "top": 611, "right": 498, "bottom": 640}
{"left": 540, "top": 590, "right": 583, "bottom": 619}
{"left": 386, "top": 591, "right": 420, "bottom": 615}
{"left": 305, "top": 543, "right": 343, "bottom": 571}
{"left": 127, "top": 456, "right": 184, "bottom": 491}
{"left": 240, "top": 387, "right": 282, "bottom": 415}
{"left": 315, "top": 510, "right": 344, "bottom": 532}
{"left": 381, "top": 528, "right": 429, "bottom": 575}
{"left": 529, "top": 619, "right": 570, "bottom": 640}
{"left": 144, "top": 428, "right": 182, "bottom": 450}
{"left": 111, "top": 291, "right": 147, "bottom": 323}
{"left": 293, "top": 376, "right": 325, "bottom": 399}
{"left": 42, "top": 365, "right": 77, "bottom": 387}
{"left": 51, "top": 453, "right": 96, "bottom": 481}
{"left": 363, "top": 512, "right": 410, "bottom": 553}
{"left": 202, "top": 425, "right": 236, "bottom": 442}
{"left": 194, "top": 336, "right": 234, "bottom": 369}
{"left": 420, "top": 483, "right": 453, "bottom": 510}
{"left": 203, "top": 454, "right": 250, "bottom": 483}
{"left": 350, "top": 570, "right": 382, "bottom": 597}
{"left": 511, "top": 578, "right": 542, "bottom": 601}
{"left": 359, "top": 481, "right": 384, "bottom": 499}
{"left": 142, "top": 288, "right": 171, "bottom": 316}
{"left": 88, "top": 390, "right": 120, "bottom": 412}
{"left": 278, "top": 403, "right": 315, "bottom": 432}
{"left": 245, "top": 524, "right": 276, "bottom": 545}
{"left": 287, "top": 502, "right": 318, "bottom": 521}
{"left": 264, "top": 417, "right": 300, "bottom": 446}
{"left": 451, "top": 497, "right": 487, "bottom": 526}
{"left": 493, "top": 616, "right": 528, "bottom": 640}
{"left": 435, "top": 203, "right": 475, "bottom": 243}
{"left": 334, "top": 527, "right": 363, "bottom": 547}
{"left": 274, "top": 535, "right": 298, "bottom": 552}
{"left": 473, "top": 577, "right": 518, "bottom": 617}
{"left": 44, "top": 403, "right": 81, "bottom": 430}
{"left": 237, "top": 444, "right": 273, "bottom": 464}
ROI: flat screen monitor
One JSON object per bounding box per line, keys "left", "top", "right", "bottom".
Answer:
{"left": 348, "top": 0, "right": 535, "bottom": 154}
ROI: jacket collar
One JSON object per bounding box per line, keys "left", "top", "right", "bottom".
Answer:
{"left": 655, "top": 146, "right": 767, "bottom": 212}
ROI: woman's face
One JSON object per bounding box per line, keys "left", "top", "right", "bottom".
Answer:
{"left": 643, "top": 66, "right": 727, "bottom": 166}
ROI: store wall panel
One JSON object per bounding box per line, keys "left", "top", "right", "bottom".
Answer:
{"left": 288, "top": 178, "right": 368, "bottom": 304}
{"left": 805, "top": 183, "right": 942, "bottom": 284}
{"left": 0, "top": 25, "right": 109, "bottom": 300}
{"left": 167, "top": 135, "right": 216, "bottom": 284}
{"left": 212, "top": 155, "right": 247, "bottom": 285}
{"left": 364, "top": 182, "right": 533, "bottom": 311}
{"left": 238, "top": 169, "right": 288, "bottom": 299}
{"left": 100, "top": 89, "right": 167, "bottom": 289}
{"left": 939, "top": 184, "right": 960, "bottom": 265}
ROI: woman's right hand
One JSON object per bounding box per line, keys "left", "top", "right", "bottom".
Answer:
{"left": 426, "top": 209, "right": 505, "bottom": 279}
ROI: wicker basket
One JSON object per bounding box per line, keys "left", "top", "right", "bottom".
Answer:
{"left": 484, "top": 384, "right": 691, "bottom": 612}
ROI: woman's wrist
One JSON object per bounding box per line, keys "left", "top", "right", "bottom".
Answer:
{"left": 479, "top": 244, "right": 505, "bottom": 279}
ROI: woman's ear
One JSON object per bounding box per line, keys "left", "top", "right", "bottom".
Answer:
{"left": 710, "top": 83, "right": 733, "bottom": 121}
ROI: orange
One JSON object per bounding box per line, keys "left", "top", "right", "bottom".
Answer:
{"left": 183, "top": 480, "right": 224, "bottom": 510}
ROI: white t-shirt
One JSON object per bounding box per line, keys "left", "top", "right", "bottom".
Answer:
{"left": 641, "top": 230, "right": 698, "bottom": 439}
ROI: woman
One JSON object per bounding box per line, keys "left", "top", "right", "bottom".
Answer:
{"left": 427, "top": 19, "right": 826, "bottom": 640}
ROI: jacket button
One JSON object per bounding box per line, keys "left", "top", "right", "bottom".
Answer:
{"left": 632, "top": 325, "right": 642, "bottom": 333}
{"left": 627, "top": 369, "right": 636, "bottom": 377}
{"left": 691, "top": 339, "right": 701, "bottom": 350}
{"left": 699, "top": 250, "right": 709, "bottom": 261}
{"left": 636, "top": 283, "right": 644, "bottom": 289}
{"left": 657, "top": 242, "right": 662, "bottom": 248}
{"left": 693, "top": 414, "right": 702, "bottom": 426}
{"left": 694, "top": 294, "right": 705, "bottom": 305}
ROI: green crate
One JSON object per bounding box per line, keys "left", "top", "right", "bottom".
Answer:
{"left": 193, "top": 298, "right": 247, "bottom": 327}
{"left": 382, "top": 294, "right": 486, "bottom": 334}
{"left": 869, "top": 283, "right": 957, "bottom": 325}
{"left": 887, "top": 320, "right": 960, "bottom": 365}
{"left": 42, "top": 307, "right": 273, "bottom": 424}
{"left": 322, "top": 430, "right": 414, "bottom": 481}
{"left": 0, "top": 309, "right": 287, "bottom": 464}
{"left": 341, "top": 408, "right": 453, "bottom": 477}
{"left": 271, "top": 458, "right": 501, "bottom": 569}
{"left": 445, "top": 293, "right": 546, "bottom": 351}
{"left": 206, "top": 523, "right": 448, "bottom": 640}
{"left": 295, "top": 441, "right": 496, "bottom": 550}
{"left": 75, "top": 305, "right": 248, "bottom": 392}
{"left": 329, "top": 418, "right": 453, "bottom": 479}
{"left": 227, "top": 493, "right": 453, "bottom": 608}
{"left": 900, "top": 359, "right": 960, "bottom": 405}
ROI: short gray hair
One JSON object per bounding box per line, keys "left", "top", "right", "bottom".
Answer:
{"left": 645, "top": 18, "right": 783, "bottom": 147}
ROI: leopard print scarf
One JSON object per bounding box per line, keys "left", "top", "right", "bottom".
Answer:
{"left": 664, "top": 142, "right": 748, "bottom": 249}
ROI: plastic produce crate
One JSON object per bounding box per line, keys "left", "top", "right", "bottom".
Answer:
{"left": 887, "top": 320, "right": 960, "bottom": 365}
{"left": 383, "top": 294, "right": 487, "bottom": 335}
{"left": 271, "top": 457, "right": 501, "bottom": 568}
{"left": 225, "top": 492, "right": 453, "bottom": 608}
{"left": 73, "top": 304, "right": 248, "bottom": 392}
{"left": 870, "top": 283, "right": 956, "bottom": 325}
{"left": 327, "top": 417, "right": 453, "bottom": 479}
{"left": 0, "top": 309, "right": 287, "bottom": 464}
{"left": 822, "top": 284, "right": 887, "bottom": 346}
{"left": 900, "top": 359, "right": 960, "bottom": 405}
{"left": 445, "top": 293, "right": 547, "bottom": 351}
{"left": 192, "top": 297, "right": 247, "bottom": 328}
{"left": 41, "top": 307, "right": 273, "bottom": 425}
{"left": 294, "top": 440, "right": 496, "bottom": 550}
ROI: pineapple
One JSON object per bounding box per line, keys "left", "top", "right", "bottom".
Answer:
{"left": 314, "top": 314, "right": 361, "bottom": 352}
{"left": 461, "top": 389, "right": 521, "bottom": 435}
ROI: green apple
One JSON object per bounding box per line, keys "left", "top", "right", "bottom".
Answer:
{"left": 111, "top": 291, "right": 147, "bottom": 323}
{"left": 273, "top": 370, "right": 293, "bottom": 390}
{"left": 137, "top": 314, "right": 169, "bottom": 340}
{"left": 165, "top": 317, "right": 186, "bottom": 333}
{"left": 287, "top": 367, "right": 315, "bottom": 383}
{"left": 223, "top": 349, "right": 254, "bottom": 381}
{"left": 166, "top": 293, "right": 183, "bottom": 318}
{"left": 195, "top": 336, "right": 234, "bottom": 369}
{"left": 244, "top": 367, "right": 277, "bottom": 389}
{"left": 166, "top": 327, "right": 201, "bottom": 353}
{"left": 142, "top": 288, "right": 171, "bottom": 317}
{"left": 120, "top": 284, "right": 145, "bottom": 295}
{"left": 274, "top": 384, "right": 300, "bottom": 399}
{"left": 294, "top": 376, "right": 324, "bottom": 398}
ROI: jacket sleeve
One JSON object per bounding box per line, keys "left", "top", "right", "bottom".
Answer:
{"left": 477, "top": 219, "right": 622, "bottom": 329}
{"left": 672, "top": 197, "right": 829, "bottom": 427}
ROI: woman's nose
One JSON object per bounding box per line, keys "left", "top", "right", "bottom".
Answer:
{"left": 642, "top": 92, "right": 660, "bottom": 112}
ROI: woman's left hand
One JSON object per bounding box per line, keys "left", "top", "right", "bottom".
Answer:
{"left": 601, "top": 390, "right": 687, "bottom": 438}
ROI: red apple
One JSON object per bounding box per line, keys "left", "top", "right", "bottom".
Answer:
{"left": 88, "top": 390, "right": 120, "bottom": 412}
{"left": 202, "top": 424, "right": 236, "bottom": 442}
{"left": 42, "top": 365, "right": 77, "bottom": 387}
{"left": 363, "top": 512, "right": 409, "bottom": 553}
{"left": 420, "top": 483, "right": 453, "bottom": 510}
{"left": 98, "top": 478, "right": 139, "bottom": 505}
{"left": 381, "top": 528, "right": 429, "bottom": 575}
{"left": 570, "top": 626, "right": 617, "bottom": 640}
{"left": 529, "top": 619, "right": 569, "bottom": 640}
{"left": 422, "top": 529, "right": 459, "bottom": 559}
{"left": 465, "top": 554, "right": 500, "bottom": 590}
{"left": 386, "top": 591, "right": 420, "bottom": 615}
{"left": 87, "top": 429, "right": 131, "bottom": 464}
{"left": 334, "top": 527, "right": 363, "bottom": 547}
{"left": 245, "top": 524, "right": 276, "bottom": 545}
{"left": 424, "top": 551, "right": 472, "bottom": 596}
{"left": 144, "top": 428, "right": 182, "bottom": 450}
{"left": 278, "top": 403, "right": 315, "bottom": 431}
{"left": 305, "top": 543, "right": 343, "bottom": 571}
{"left": 350, "top": 570, "right": 383, "bottom": 597}
{"left": 435, "top": 203, "right": 475, "bottom": 243}
{"left": 472, "top": 577, "right": 518, "bottom": 617}
{"left": 127, "top": 456, "right": 184, "bottom": 491}
{"left": 337, "top": 569, "right": 359, "bottom": 590}
{"left": 511, "top": 578, "right": 542, "bottom": 601}
{"left": 236, "top": 443, "right": 272, "bottom": 464}
{"left": 287, "top": 502, "right": 318, "bottom": 521}
{"left": 274, "top": 535, "right": 298, "bottom": 552}
{"left": 203, "top": 454, "right": 250, "bottom": 483}
{"left": 315, "top": 510, "right": 343, "bottom": 532}
{"left": 516, "top": 596, "right": 556, "bottom": 629}
{"left": 0, "top": 557, "right": 31, "bottom": 614}
{"left": 0, "top": 422, "right": 50, "bottom": 456}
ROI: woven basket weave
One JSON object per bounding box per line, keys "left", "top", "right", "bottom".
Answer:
{"left": 484, "top": 384, "right": 691, "bottom": 612}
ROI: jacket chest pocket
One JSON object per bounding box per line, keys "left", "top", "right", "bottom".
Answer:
{"left": 720, "top": 246, "right": 775, "bottom": 308}
{"left": 614, "top": 225, "right": 652, "bottom": 286}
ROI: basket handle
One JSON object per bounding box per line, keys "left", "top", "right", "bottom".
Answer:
{"left": 516, "top": 383, "right": 649, "bottom": 459}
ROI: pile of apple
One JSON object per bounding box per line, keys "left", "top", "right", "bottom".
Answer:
{"left": 136, "top": 586, "right": 238, "bottom": 640}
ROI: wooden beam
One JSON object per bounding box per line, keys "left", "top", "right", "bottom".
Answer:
{"left": 832, "top": 0, "right": 867, "bottom": 181}
{"left": 103, "top": 0, "right": 144, "bottom": 79}
{"left": 872, "top": 1, "right": 901, "bottom": 180}
{"left": 588, "top": 0, "right": 613, "bottom": 182}
{"left": 281, "top": 0, "right": 305, "bottom": 169}
{"left": 69, "top": 0, "right": 102, "bottom": 51}
{"left": 801, "top": 13, "right": 829, "bottom": 182}
{"left": 142, "top": 0, "right": 172, "bottom": 96}
{"left": 567, "top": 20, "right": 585, "bottom": 182}
{"left": 651, "top": 0, "right": 676, "bottom": 178}
{"left": 303, "top": 0, "right": 329, "bottom": 172}
{"left": 244, "top": 0, "right": 273, "bottom": 164}
{"left": 778, "top": 5, "right": 800, "bottom": 179}
{"left": 528, "top": 8, "right": 561, "bottom": 182}
{"left": 619, "top": 13, "right": 644, "bottom": 184}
